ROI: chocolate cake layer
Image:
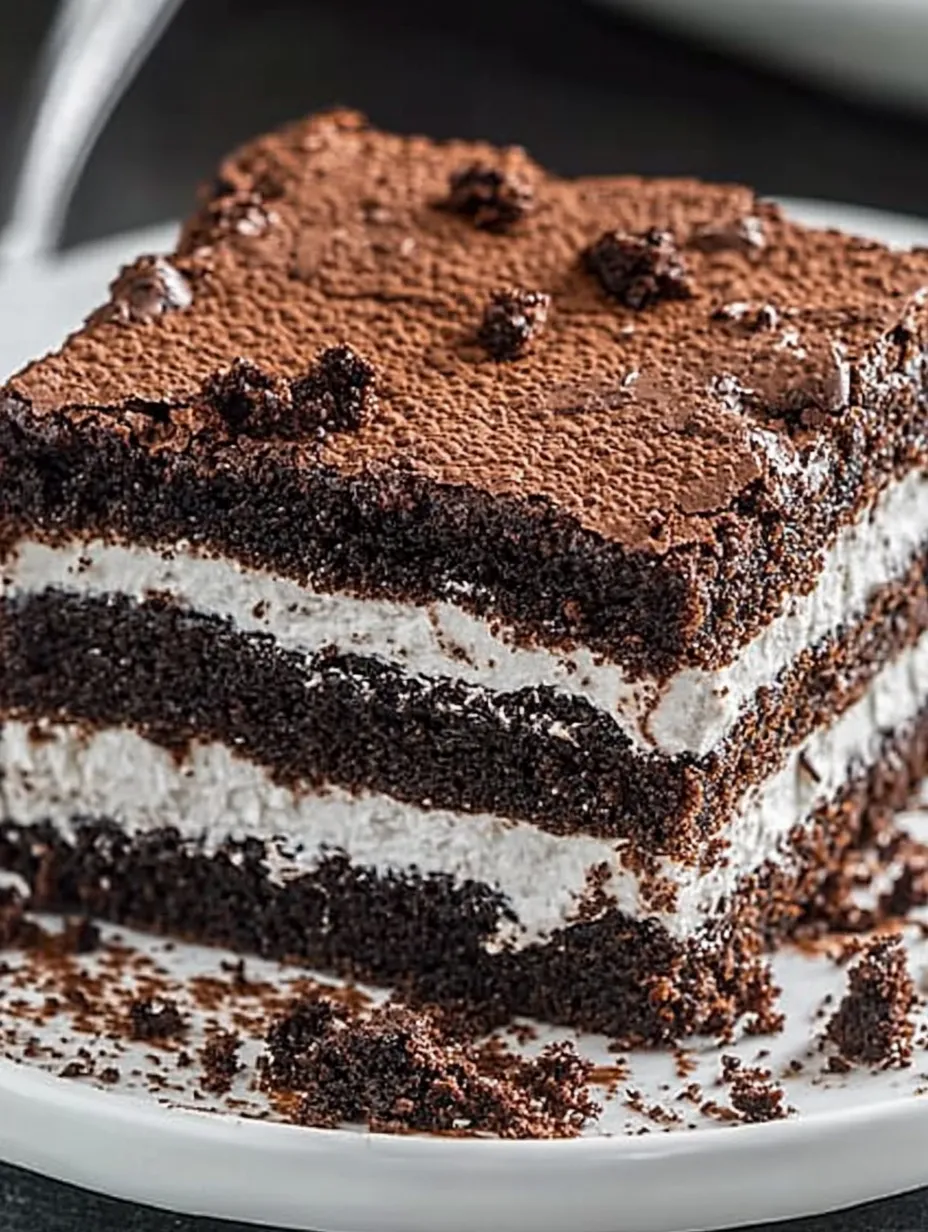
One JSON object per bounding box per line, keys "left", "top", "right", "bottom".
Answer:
{"left": 2, "top": 544, "right": 928, "bottom": 861}
{"left": 3, "top": 111, "right": 928, "bottom": 675}
{"left": 2, "top": 702, "right": 925, "bottom": 1044}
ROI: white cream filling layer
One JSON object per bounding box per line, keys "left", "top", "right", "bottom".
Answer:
{"left": 3, "top": 625, "right": 928, "bottom": 946}
{"left": 4, "top": 468, "right": 928, "bottom": 757}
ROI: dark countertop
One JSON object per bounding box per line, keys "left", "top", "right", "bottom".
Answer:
{"left": 2, "top": 2, "right": 928, "bottom": 1229}
{"left": 6, "top": 1161, "right": 928, "bottom": 1232}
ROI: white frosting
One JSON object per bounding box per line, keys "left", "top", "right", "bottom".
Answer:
{"left": 649, "top": 466, "right": 928, "bottom": 755}
{"left": 4, "top": 626, "right": 928, "bottom": 945}
{"left": 4, "top": 467, "right": 928, "bottom": 756}
{"left": 0, "top": 721, "right": 632, "bottom": 948}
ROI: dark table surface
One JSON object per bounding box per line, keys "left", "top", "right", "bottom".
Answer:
{"left": 2, "top": 1, "right": 928, "bottom": 1228}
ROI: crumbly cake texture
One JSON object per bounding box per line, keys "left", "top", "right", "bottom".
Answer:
{"left": 4, "top": 109, "right": 928, "bottom": 1045}
{"left": 825, "top": 936, "right": 916, "bottom": 1069}
{"left": 260, "top": 996, "right": 599, "bottom": 1137}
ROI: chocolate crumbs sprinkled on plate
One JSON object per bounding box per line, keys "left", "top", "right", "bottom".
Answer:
{"left": 200, "top": 1030, "right": 243, "bottom": 1094}
{"left": 128, "top": 996, "right": 187, "bottom": 1041}
{"left": 825, "top": 936, "right": 916, "bottom": 1068}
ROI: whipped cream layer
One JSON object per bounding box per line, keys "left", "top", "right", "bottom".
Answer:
{"left": 4, "top": 624, "right": 928, "bottom": 945}
{"left": 4, "top": 468, "right": 928, "bottom": 757}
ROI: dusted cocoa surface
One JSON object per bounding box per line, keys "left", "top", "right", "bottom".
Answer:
{"left": 4, "top": 112, "right": 928, "bottom": 673}
{"left": 8, "top": 110, "right": 928, "bottom": 549}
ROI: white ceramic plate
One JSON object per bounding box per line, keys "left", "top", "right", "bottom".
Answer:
{"left": 3, "top": 200, "right": 928, "bottom": 1232}
{"left": 595, "top": 0, "right": 928, "bottom": 113}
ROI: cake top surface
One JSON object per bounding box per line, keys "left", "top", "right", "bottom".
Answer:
{"left": 7, "top": 109, "right": 928, "bottom": 552}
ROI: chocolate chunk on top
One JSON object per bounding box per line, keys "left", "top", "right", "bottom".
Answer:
{"left": 201, "top": 346, "right": 375, "bottom": 440}
{"left": 477, "top": 289, "right": 551, "bottom": 360}
{"left": 290, "top": 344, "right": 377, "bottom": 436}
{"left": 689, "top": 215, "right": 766, "bottom": 256}
{"left": 444, "top": 162, "right": 534, "bottom": 232}
{"left": 712, "top": 301, "right": 780, "bottom": 333}
{"left": 93, "top": 256, "right": 192, "bottom": 325}
{"left": 202, "top": 359, "right": 293, "bottom": 436}
{"left": 584, "top": 228, "right": 692, "bottom": 310}
{"left": 743, "top": 337, "right": 852, "bottom": 427}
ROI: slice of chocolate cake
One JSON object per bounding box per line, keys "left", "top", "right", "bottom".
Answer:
{"left": 3, "top": 109, "right": 928, "bottom": 1044}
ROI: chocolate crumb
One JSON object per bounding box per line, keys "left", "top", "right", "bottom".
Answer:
{"left": 201, "top": 358, "right": 293, "bottom": 437}
{"left": 477, "top": 289, "right": 550, "bottom": 360}
{"left": 719, "top": 1054, "right": 742, "bottom": 1083}
{"left": 59, "top": 1059, "right": 92, "bottom": 1080}
{"left": 220, "top": 957, "right": 249, "bottom": 989}
{"left": 584, "top": 229, "right": 691, "bottom": 310}
{"left": 98, "top": 1066, "right": 121, "bottom": 1085}
{"left": 61, "top": 917, "right": 101, "bottom": 955}
{"left": 265, "top": 994, "right": 341, "bottom": 1089}
{"left": 728, "top": 1068, "right": 789, "bottom": 1123}
{"left": 825, "top": 936, "right": 915, "bottom": 1068}
{"left": 200, "top": 1030, "right": 242, "bottom": 1094}
{"left": 699, "top": 1098, "right": 741, "bottom": 1123}
{"left": 673, "top": 1050, "right": 698, "bottom": 1079}
{"left": 444, "top": 163, "right": 534, "bottom": 232}
{"left": 290, "top": 344, "right": 377, "bottom": 437}
{"left": 93, "top": 255, "right": 192, "bottom": 325}
{"left": 128, "top": 997, "right": 187, "bottom": 1041}
{"left": 262, "top": 997, "right": 598, "bottom": 1138}
{"left": 0, "top": 887, "right": 33, "bottom": 948}
{"left": 717, "top": 1056, "right": 789, "bottom": 1122}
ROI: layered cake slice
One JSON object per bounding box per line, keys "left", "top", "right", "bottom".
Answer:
{"left": 2, "top": 110, "right": 928, "bottom": 1044}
